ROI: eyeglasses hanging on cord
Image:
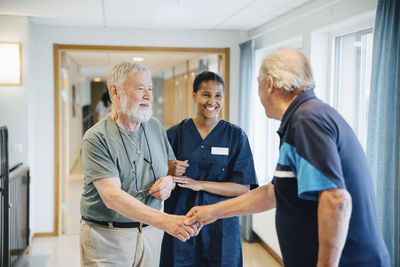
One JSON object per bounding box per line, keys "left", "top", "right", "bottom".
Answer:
{"left": 113, "top": 116, "right": 156, "bottom": 193}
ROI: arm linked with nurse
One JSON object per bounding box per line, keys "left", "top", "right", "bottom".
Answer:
{"left": 168, "top": 159, "right": 249, "bottom": 196}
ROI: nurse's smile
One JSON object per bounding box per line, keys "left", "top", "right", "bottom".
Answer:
{"left": 205, "top": 105, "right": 218, "bottom": 111}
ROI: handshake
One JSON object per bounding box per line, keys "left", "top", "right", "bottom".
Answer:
{"left": 151, "top": 172, "right": 222, "bottom": 242}
{"left": 162, "top": 204, "right": 218, "bottom": 242}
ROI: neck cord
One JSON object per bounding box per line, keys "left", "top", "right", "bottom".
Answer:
{"left": 112, "top": 114, "right": 141, "bottom": 153}
{"left": 120, "top": 128, "right": 141, "bottom": 154}
{"left": 142, "top": 124, "right": 152, "bottom": 165}
{"left": 112, "top": 114, "right": 154, "bottom": 192}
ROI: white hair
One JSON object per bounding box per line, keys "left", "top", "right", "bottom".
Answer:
{"left": 259, "top": 47, "right": 315, "bottom": 92}
{"left": 107, "top": 62, "right": 151, "bottom": 90}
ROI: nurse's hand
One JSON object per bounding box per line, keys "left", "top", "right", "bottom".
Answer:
{"left": 168, "top": 160, "right": 189, "bottom": 176}
{"left": 149, "top": 175, "right": 175, "bottom": 201}
{"left": 174, "top": 176, "right": 203, "bottom": 191}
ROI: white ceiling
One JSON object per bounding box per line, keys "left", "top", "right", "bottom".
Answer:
{"left": 0, "top": 0, "right": 310, "bottom": 30}
{"left": 1, "top": 0, "right": 312, "bottom": 78}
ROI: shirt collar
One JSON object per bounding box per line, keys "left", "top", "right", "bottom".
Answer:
{"left": 277, "top": 90, "right": 316, "bottom": 136}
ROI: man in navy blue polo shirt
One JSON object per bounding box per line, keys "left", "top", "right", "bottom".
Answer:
{"left": 184, "top": 47, "right": 390, "bottom": 266}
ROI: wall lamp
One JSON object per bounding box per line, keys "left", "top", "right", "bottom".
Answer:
{"left": 0, "top": 43, "right": 22, "bottom": 85}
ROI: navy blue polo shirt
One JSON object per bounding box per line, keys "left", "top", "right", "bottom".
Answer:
{"left": 273, "top": 90, "right": 390, "bottom": 267}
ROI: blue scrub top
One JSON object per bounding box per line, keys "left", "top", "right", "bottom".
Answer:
{"left": 160, "top": 119, "right": 258, "bottom": 267}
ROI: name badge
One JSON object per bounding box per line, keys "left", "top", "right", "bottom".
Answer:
{"left": 211, "top": 147, "right": 229, "bottom": 155}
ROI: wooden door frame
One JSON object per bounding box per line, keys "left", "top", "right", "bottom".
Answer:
{"left": 44, "top": 44, "right": 230, "bottom": 236}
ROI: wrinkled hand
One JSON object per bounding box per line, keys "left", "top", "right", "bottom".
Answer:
{"left": 149, "top": 175, "right": 175, "bottom": 201}
{"left": 184, "top": 205, "right": 218, "bottom": 228}
{"left": 174, "top": 176, "right": 202, "bottom": 191}
{"left": 168, "top": 160, "right": 189, "bottom": 176}
{"left": 164, "top": 215, "right": 200, "bottom": 242}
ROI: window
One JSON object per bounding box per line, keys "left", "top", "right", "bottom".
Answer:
{"left": 251, "top": 48, "right": 281, "bottom": 185}
{"left": 331, "top": 29, "right": 373, "bottom": 150}
{"left": 250, "top": 41, "right": 302, "bottom": 256}
{"left": 250, "top": 37, "right": 302, "bottom": 185}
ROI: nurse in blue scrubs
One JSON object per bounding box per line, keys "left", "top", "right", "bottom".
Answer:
{"left": 160, "top": 71, "right": 258, "bottom": 267}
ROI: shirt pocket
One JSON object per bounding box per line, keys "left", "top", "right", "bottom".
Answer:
{"left": 185, "top": 155, "right": 229, "bottom": 181}
{"left": 184, "top": 160, "right": 213, "bottom": 180}
{"left": 208, "top": 159, "right": 229, "bottom": 182}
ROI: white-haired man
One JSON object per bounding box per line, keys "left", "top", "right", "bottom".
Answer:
{"left": 185, "top": 47, "right": 390, "bottom": 267}
{"left": 80, "top": 62, "right": 198, "bottom": 266}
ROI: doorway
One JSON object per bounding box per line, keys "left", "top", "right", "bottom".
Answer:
{"left": 52, "top": 44, "right": 230, "bottom": 235}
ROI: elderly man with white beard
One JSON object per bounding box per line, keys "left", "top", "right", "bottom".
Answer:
{"left": 80, "top": 62, "right": 198, "bottom": 267}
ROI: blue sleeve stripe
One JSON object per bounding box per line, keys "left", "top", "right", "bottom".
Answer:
{"left": 278, "top": 142, "right": 338, "bottom": 201}
{"left": 278, "top": 142, "right": 294, "bottom": 166}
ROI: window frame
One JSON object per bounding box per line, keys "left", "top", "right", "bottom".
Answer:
{"left": 329, "top": 25, "right": 374, "bottom": 149}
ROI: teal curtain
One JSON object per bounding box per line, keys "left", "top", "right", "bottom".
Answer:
{"left": 367, "top": 0, "right": 400, "bottom": 266}
{"left": 238, "top": 39, "right": 256, "bottom": 242}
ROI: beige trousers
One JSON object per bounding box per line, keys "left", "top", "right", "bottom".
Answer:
{"left": 80, "top": 220, "right": 163, "bottom": 267}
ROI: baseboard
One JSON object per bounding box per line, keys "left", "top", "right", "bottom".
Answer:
{"left": 253, "top": 233, "right": 284, "bottom": 266}
{"left": 33, "top": 232, "right": 57, "bottom": 237}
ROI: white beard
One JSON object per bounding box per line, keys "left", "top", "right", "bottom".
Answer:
{"left": 121, "top": 98, "right": 153, "bottom": 122}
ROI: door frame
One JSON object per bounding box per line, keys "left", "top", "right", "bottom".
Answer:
{"left": 47, "top": 44, "right": 230, "bottom": 236}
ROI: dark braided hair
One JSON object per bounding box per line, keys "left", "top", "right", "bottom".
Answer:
{"left": 193, "top": 71, "right": 225, "bottom": 93}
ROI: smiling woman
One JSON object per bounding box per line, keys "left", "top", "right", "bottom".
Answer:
{"left": 160, "top": 71, "right": 258, "bottom": 267}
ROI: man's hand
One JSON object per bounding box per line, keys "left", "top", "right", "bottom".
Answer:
{"left": 163, "top": 214, "right": 200, "bottom": 242}
{"left": 183, "top": 184, "right": 276, "bottom": 229}
{"left": 184, "top": 205, "right": 218, "bottom": 227}
{"left": 168, "top": 160, "right": 189, "bottom": 176}
{"left": 149, "top": 175, "right": 175, "bottom": 201}
{"left": 173, "top": 176, "right": 202, "bottom": 191}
